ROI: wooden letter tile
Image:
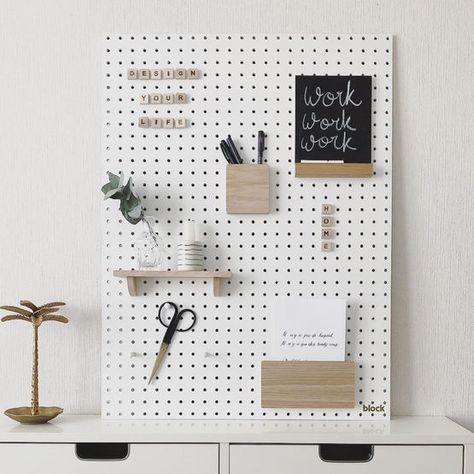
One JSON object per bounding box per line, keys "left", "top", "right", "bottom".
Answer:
{"left": 127, "top": 69, "right": 138, "bottom": 80}
{"left": 150, "top": 117, "right": 162, "bottom": 128}
{"left": 186, "top": 68, "right": 200, "bottom": 79}
{"left": 321, "top": 228, "right": 334, "bottom": 239}
{"left": 139, "top": 93, "right": 149, "bottom": 104}
{"left": 151, "top": 69, "right": 162, "bottom": 79}
{"left": 321, "top": 203, "right": 335, "bottom": 215}
{"left": 163, "top": 68, "right": 174, "bottom": 79}
{"left": 138, "top": 69, "right": 151, "bottom": 80}
{"left": 175, "top": 118, "right": 186, "bottom": 128}
{"left": 175, "top": 93, "right": 187, "bottom": 104}
{"left": 321, "top": 216, "right": 334, "bottom": 227}
{"left": 163, "top": 94, "right": 174, "bottom": 104}
{"left": 175, "top": 68, "right": 187, "bottom": 79}
{"left": 321, "top": 241, "right": 334, "bottom": 252}
{"left": 138, "top": 117, "right": 150, "bottom": 128}
{"left": 163, "top": 118, "right": 175, "bottom": 128}
{"left": 150, "top": 93, "right": 162, "bottom": 104}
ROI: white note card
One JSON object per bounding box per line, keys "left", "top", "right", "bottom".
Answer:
{"left": 272, "top": 297, "right": 347, "bottom": 361}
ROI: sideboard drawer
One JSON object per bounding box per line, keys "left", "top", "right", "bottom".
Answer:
{"left": 0, "top": 443, "right": 218, "bottom": 474}
{"left": 230, "top": 444, "right": 463, "bottom": 474}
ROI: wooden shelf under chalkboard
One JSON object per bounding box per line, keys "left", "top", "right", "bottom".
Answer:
{"left": 295, "top": 163, "right": 373, "bottom": 177}
{"left": 113, "top": 270, "right": 232, "bottom": 297}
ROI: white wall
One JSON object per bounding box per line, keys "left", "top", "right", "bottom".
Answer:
{"left": 0, "top": 0, "right": 473, "bottom": 429}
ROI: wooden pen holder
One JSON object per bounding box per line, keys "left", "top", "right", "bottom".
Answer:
{"left": 226, "top": 164, "right": 270, "bottom": 214}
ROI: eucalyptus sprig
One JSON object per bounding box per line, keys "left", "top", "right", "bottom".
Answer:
{"left": 101, "top": 172, "right": 144, "bottom": 225}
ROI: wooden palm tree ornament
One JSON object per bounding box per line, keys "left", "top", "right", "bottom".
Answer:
{"left": 0, "top": 300, "right": 68, "bottom": 424}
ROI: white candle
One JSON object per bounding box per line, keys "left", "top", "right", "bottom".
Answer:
{"left": 184, "top": 220, "right": 195, "bottom": 242}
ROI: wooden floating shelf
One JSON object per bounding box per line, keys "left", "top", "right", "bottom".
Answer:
{"left": 295, "top": 163, "right": 373, "bottom": 177}
{"left": 113, "top": 270, "right": 232, "bottom": 297}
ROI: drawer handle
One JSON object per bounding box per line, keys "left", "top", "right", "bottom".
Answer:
{"left": 319, "top": 444, "right": 373, "bottom": 463}
{"left": 75, "top": 443, "right": 129, "bottom": 461}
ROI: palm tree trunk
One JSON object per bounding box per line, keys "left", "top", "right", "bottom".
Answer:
{"left": 31, "top": 324, "right": 39, "bottom": 415}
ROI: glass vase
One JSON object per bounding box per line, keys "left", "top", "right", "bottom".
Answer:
{"left": 135, "top": 216, "right": 164, "bottom": 270}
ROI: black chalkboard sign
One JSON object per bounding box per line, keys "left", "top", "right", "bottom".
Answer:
{"left": 295, "top": 75, "right": 372, "bottom": 164}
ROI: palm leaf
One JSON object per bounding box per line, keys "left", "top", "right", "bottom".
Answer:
{"left": 37, "top": 301, "right": 66, "bottom": 309}
{"left": 42, "top": 315, "right": 69, "bottom": 324}
{"left": 0, "top": 305, "right": 32, "bottom": 317}
{"left": 20, "top": 300, "right": 38, "bottom": 311}
{"left": 1, "top": 314, "right": 31, "bottom": 322}
{"left": 34, "top": 307, "right": 60, "bottom": 318}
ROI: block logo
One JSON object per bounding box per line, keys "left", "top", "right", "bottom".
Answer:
{"left": 363, "top": 403, "right": 385, "bottom": 413}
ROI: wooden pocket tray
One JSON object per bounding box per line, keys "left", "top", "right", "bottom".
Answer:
{"left": 261, "top": 360, "right": 355, "bottom": 409}
{"left": 226, "top": 164, "right": 270, "bottom": 214}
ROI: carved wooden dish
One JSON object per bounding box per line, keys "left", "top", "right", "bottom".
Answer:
{"left": 5, "top": 406, "right": 63, "bottom": 424}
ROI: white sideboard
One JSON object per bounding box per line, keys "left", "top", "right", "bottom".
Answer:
{"left": 0, "top": 415, "right": 472, "bottom": 473}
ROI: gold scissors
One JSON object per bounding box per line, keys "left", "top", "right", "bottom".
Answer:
{"left": 148, "top": 301, "right": 197, "bottom": 384}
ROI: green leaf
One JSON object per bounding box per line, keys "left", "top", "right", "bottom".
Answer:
{"left": 101, "top": 182, "right": 121, "bottom": 200}
{"left": 107, "top": 171, "right": 121, "bottom": 187}
{"left": 101, "top": 172, "right": 124, "bottom": 200}
{"left": 122, "top": 211, "right": 143, "bottom": 225}
{"left": 120, "top": 192, "right": 143, "bottom": 225}
{"left": 122, "top": 177, "right": 133, "bottom": 201}
{"left": 127, "top": 203, "right": 143, "bottom": 219}
{"left": 101, "top": 172, "right": 144, "bottom": 224}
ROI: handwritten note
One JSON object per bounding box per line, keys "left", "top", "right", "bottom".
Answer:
{"left": 295, "top": 75, "right": 371, "bottom": 164}
{"left": 272, "top": 298, "right": 346, "bottom": 361}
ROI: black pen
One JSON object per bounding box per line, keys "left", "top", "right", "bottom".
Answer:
{"left": 220, "top": 140, "right": 236, "bottom": 164}
{"left": 258, "top": 130, "right": 265, "bottom": 164}
{"left": 226, "top": 135, "right": 243, "bottom": 164}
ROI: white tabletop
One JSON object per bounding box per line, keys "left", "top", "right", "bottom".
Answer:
{"left": 0, "top": 415, "right": 472, "bottom": 444}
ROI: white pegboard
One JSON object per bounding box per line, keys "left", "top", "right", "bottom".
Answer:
{"left": 102, "top": 34, "right": 392, "bottom": 420}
